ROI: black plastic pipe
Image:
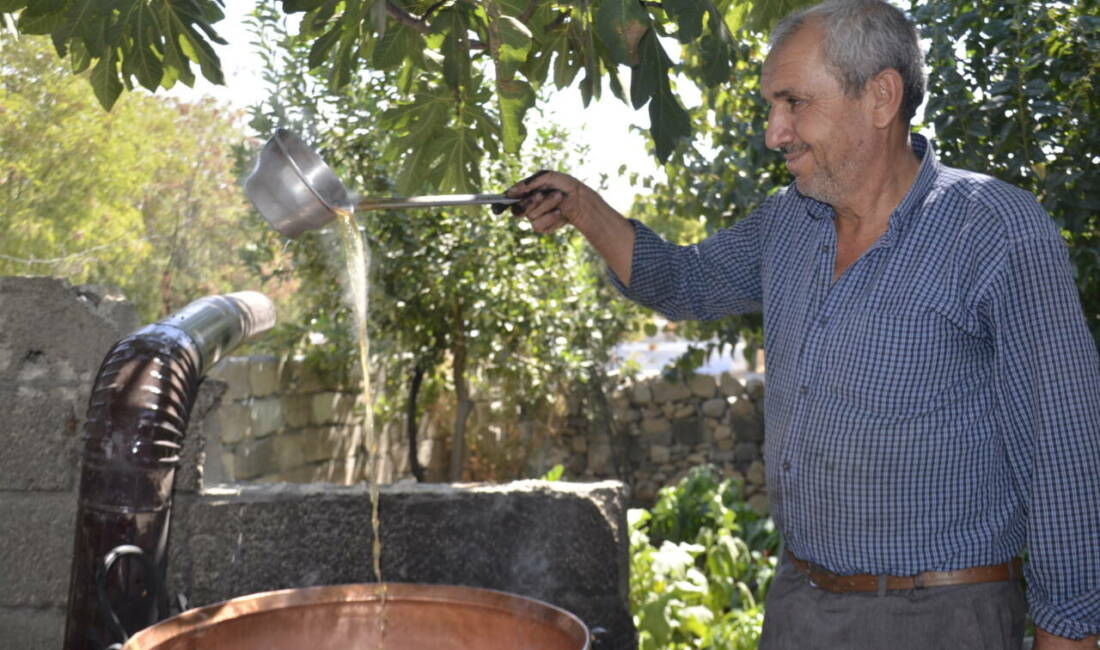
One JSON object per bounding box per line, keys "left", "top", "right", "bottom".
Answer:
{"left": 63, "top": 292, "right": 275, "bottom": 650}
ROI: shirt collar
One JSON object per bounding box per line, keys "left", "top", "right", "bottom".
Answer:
{"left": 801, "top": 132, "right": 940, "bottom": 236}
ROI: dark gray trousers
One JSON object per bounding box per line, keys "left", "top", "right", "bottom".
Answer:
{"left": 759, "top": 556, "right": 1027, "bottom": 649}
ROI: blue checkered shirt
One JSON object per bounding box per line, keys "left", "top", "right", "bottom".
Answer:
{"left": 611, "top": 134, "right": 1100, "bottom": 638}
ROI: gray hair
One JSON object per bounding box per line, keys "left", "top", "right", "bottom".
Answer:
{"left": 770, "top": 0, "right": 926, "bottom": 123}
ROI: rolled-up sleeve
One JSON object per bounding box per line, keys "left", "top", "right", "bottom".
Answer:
{"left": 608, "top": 215, "right": 765, "bottom": 321}
{"left": 986, "top": 236, "right": 1100, "bottom": 639}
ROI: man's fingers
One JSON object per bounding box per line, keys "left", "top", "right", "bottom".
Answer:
{"left": 507, "top": 170, "right": 569, "bottom": 199}
{"left": 529, "top": 209, "right": 567, "bottom": 234}
{"left": 520, "top": 169, "right": 551, "bottom": 185}
{"left": 524, "top": 190, "right": 566, "bottom": 221}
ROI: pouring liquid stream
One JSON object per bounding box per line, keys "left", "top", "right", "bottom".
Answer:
{"left": 333, "top": 207, "right": 387, "bottom": 647}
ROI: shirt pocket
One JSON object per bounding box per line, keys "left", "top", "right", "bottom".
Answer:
{"left": 821, "top": 301, "right": 987, "bottom": 419}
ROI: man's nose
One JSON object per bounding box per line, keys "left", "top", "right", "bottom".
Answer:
{"left": 765, "top": 106, "right": 792, "bottom": 151}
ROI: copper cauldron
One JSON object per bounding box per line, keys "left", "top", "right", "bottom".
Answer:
{"left": 122, "top": 583, "right": 590, "bottom": 650}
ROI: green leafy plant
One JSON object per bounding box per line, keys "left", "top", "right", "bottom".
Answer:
{"left": 540, "top": 464, "right": 565, "bottom": 481}
{"left": 630, "top": 465, "right": 780, "bottom": 650}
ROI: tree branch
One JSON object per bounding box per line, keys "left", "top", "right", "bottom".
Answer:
{"left": 386, "top": 1, "right": 431, "bottom": 35}
{"left": 385, "top": 0, "right": 452, "bottom": 35}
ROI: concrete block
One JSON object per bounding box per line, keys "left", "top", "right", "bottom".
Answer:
{"left": 249, "top": 355, "right": 280, "bottom": 397}
{"left": 251, "top": 397, "right": 283, "bottom": 439}
{"left": 0, "top": 493, "right": 77, "bottom": 608}
{"left": 216, "top": 401, "right": 252, "bottom": 445}
{"left": 631, "top": 382, "right": 652, "bottom": 405}
{"left": 0, "top": 606, "right": 66, "bottom": 649}
{"left": 281, "top": 393, "right": 313, "bottom": 429}
{"left": 280, "top": 359, "right": 329, "bottom": 393}
{"left": 235, "top": 437, "right": 277, "bottom": 480}
{"left": 0, "top": 278, "right": 123, "bottom": 380}
{"left": 274, "top": 434, "right": 306, "bottom": 471}
{"left": 207, "top": 357, "right": 251, "bottom": 401}
{"left": 300, "top": 426, "right": 353, "bottom": 464}
{"left": 311, "top": 392, "right": 340, "bottom": 425}
{"left": 334, "top": 392, "right": 360, "bottom": 423}
{"left": 0, "top": 385, "right": 83, "bottom": 491}
{"left": 74, "top": 283, "right": 140, "bottom": 334}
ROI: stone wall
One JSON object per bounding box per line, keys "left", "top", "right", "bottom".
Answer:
{"left": 204, "top": 356, "right": 374, "bottom": 485}
{"left": 544, "top": 371, "right": 769, "bottom": 510}
{"left": 203, "top": 352, "right": 769, "bottom": 510}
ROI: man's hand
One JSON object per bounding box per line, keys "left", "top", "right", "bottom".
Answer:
{"left": 505, "top": 170, "right": 637, "bottom": 284}
{"left": 505, "top": 170, "right": 591, "bottom": 234}
{"left": 1034, "top": 628, "right": 1099, "bottom": 649}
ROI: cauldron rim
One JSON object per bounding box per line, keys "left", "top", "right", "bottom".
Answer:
{"left": 124, "top": 582, "right": 590, "bottom": 650}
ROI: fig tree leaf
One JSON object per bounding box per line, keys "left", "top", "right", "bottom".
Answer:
{"left": 497, "top": 78, "right": 535, "bottom": 154}
{"left": 595, "top": 0, "right": 650, "bottom": 66}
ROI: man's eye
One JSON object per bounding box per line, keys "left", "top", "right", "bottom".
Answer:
{"left": 787, "top": 98, "right": 804, "bottom": 108}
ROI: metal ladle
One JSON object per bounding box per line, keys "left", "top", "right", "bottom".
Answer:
{"left": 244, "top": 128, "right": 519, "bottom": 238}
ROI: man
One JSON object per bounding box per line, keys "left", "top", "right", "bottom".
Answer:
{"left": 505, "top": 0, "right": 1100, "bottom": 648}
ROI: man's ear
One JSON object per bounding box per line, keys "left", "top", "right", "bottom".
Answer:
{"left": 868, "top": 68, "right": 905, "bottom": 128}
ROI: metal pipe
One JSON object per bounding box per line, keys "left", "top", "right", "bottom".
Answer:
{"left": 64, "top": 292, "right": 276, "bottom": 650}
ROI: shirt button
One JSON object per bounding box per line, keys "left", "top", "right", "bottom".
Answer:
{"left": 800, "top": 385, "right": 809, "bottom": 395}
{"left": 820, "top": 245, "right": 829, "bottom": 253}
{"left": 782, "top": 461, "right": 791, "bottom": 471}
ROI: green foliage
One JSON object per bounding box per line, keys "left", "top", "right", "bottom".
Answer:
{"left": 914, "top": 0, "right": 1100, "bottom": 347}
{"left": 4, "top": 0, "right": 812, "bottom": 193}
{"left": 540, "top": 463, "right": 564, "bottom": 481}
{"left": 1, "top": 0, "right": 227, "bottom": 110}
{"left": 0, "top": 32, "right": 272, "bottom": 322}
{"left": 630, "top": 465, "right": 780, "bottom": 650}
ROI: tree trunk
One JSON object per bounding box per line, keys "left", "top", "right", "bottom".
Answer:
{"left": 406, "top": 362, "right": 426, "bottom": 482}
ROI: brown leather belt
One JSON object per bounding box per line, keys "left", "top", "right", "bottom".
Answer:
{"left": 787, "top": 550, "right": 1023, "bottom": 594}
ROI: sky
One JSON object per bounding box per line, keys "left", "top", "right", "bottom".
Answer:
{"left": 173, "top": 2, "right": 663, "bottom": 210}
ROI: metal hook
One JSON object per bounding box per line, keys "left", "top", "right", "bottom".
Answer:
{"left": 95, "top": 544, "right": 162, "bottom": 647}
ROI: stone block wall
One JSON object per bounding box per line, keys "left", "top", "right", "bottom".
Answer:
{"left": 202, "top": 354, "right": 770, "bottom": 511}
{"left": 203, "top": 356, "right": 407, "bottom": 485}
{"left": 543, "top": 371, "right": 769, "bottom": 510}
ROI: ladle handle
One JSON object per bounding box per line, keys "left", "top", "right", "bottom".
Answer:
{"left": 355, "top": 194, "right": 519, "bottom": 211}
